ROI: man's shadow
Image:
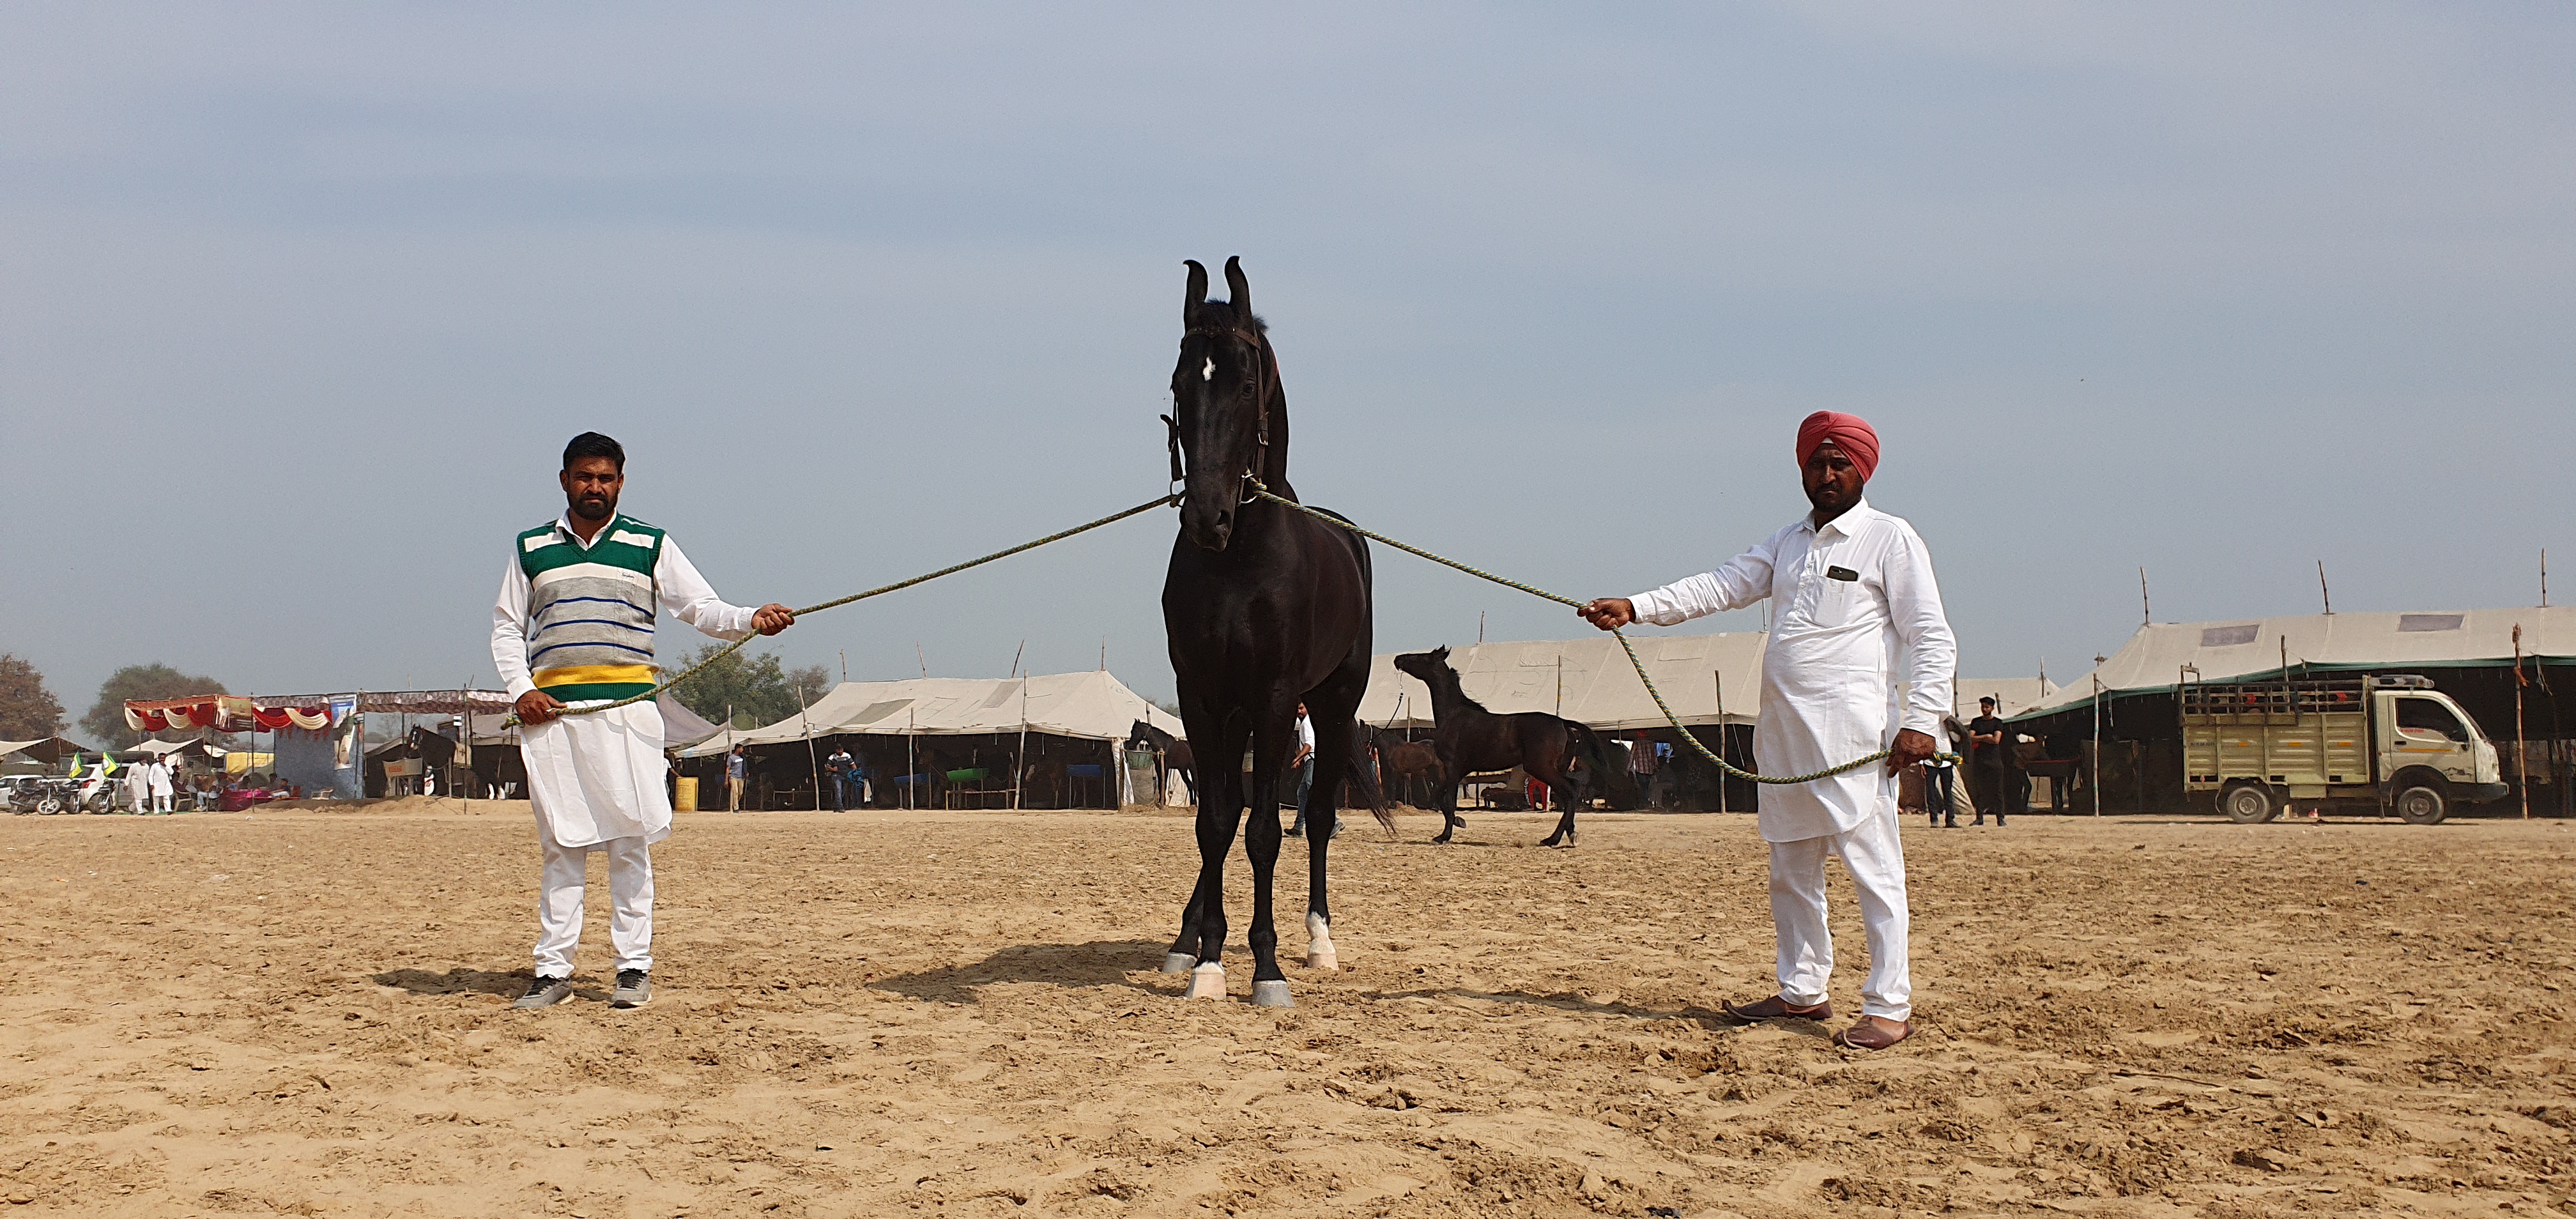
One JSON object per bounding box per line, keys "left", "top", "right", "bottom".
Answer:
{"left": 371, "top": 967, "right": 531, "bottom": 999}
{"left": 869, "top": 939, "right": 1172, "bottom": 1004}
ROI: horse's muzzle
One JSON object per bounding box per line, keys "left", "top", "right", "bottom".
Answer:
{"left": 1181, "top": 499, "right": 1234, "bottom": 551}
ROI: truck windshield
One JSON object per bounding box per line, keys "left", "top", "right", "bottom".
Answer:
{"left": 2395, "top": 698, "right": 2469, "bottom": 743}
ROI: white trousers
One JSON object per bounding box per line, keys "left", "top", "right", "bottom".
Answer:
{"left": 151, "top": 793, "right": 172, "bottom": 813}
{"left": 1769, "top": 808, "right": 1911, "bottom": 1021}
{"left": 534, "top": 832, "right": 654, "bottom": 977}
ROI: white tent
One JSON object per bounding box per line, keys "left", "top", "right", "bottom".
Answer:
{"left": 2018, "top": 605, "right": 2576, "bottom": 720}
{"left": 677, "top": 670, "right": 1182, "bottom": 756}
{"left": 1358, "top": 632, "right": 1770, "bottom": 731}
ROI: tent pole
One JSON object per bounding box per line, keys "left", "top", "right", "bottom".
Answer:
{"left": 798, "top": 678, "right": 820, "bottom": 811}
{"left": 907, "top": 708, "right": 916, "bottom": 811}
{"left": 1713, "top": 669, "right": 1726, "bottom": 816}
{"left": 1013, "top": 679, "right": 1029, "bottom": 811}
{"left": 2516, "top": 625, "right": 2531, "bottom": 820}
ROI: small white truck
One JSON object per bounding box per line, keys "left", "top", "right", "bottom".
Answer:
{"left": 2180, "top": 673, "right": 2508, "bottom": 825}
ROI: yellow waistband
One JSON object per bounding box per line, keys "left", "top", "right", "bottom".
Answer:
{"left": 533, "top": 663, "right": 657, "bottom": 687}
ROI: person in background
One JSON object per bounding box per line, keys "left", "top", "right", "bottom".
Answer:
{"left": 823, "top": 745, "right": 852, "bottom": 811}
{"left": 146, "top": 756, "right": 174, "bottom": 815}
{"left": 1627, "top": 730, "right": 1662, "bottom": 809}
{"left": 1968, "top": 696, "right": 2012, "bottom": 827}
{"left": 125, "top": 759, "right": 149, "bottom": 814}
{"left": 1922, "top": 714, "right": 1964, "bottom": 829}
{"left": 842, "top": 749, "right": 869, "bottom": 809}
{"left": 1284, "top": 703, "right": 1317, "bottom": 838}
{"left": 727, "top": 747, "right": 748, "bottom": 813}
{"left": 1578, "top": 411, "right": 1954, "bottom": 1052}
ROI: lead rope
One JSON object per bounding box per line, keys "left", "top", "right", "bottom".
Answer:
{"left": 502, "top": 494, "right": 1181, "bottom": 729}
{"left": 1244, "top": 480, "right": 1961, "bottom": 784}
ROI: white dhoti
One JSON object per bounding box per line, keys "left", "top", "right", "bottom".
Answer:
{"left": 518, "top": 700, "right": 668, "bottom": 977}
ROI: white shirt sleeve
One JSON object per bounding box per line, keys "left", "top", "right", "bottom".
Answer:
{"left": 1629, "top": 531, "right": 1779, "bottom": 626}
{"left": 656, "top": 536, "right": 758, "bottom": 641}
{"left": 1884, "top": 526, "right": 1958, "bottom": 737}
{"left": 491, "top": 555, "right": 537, "bottom": 700}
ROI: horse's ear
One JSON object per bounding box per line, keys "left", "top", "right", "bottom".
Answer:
{"left": 1182, "top": 260, "right": 1208, "bottom": 329}
{"left": 1222, "top": 256, "right": 1250, "bottom": 321}
{"left": 1431, "top": 644, "right": 1450, "bottom": 662}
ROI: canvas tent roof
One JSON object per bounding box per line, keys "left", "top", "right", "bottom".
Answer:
{"left": 1358, "top": 632, "right": 1770, "bottom": 731}
{"left": 1949, "top": 678, "right": 2060, "bottom": 721}
{"left": 0, "top": 737, "right": 88, "bottom": 764}
{"left": 2015, "top": 606, "right": 2576, "bottom": 721}
{"left": 677, "top": 670, "right": 1182, "bottom": 756}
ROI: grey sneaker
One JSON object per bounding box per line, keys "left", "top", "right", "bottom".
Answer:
{"left": 513, "top": 975, "right": 572, "bottom": 1009}
{"left": 610, "top": 969, "right": 651, "bottom": 1009}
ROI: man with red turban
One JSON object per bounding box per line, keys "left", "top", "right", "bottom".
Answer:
{"left": 1580, "top": 411, "right": 1954, "bottom": 1050}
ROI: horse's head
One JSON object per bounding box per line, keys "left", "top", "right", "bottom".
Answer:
{"left": 1392, "top": 645, "right": 1453, "bottom": 685}
{"left": 1170, "top": 256, "right": 1278, "bottom": 551}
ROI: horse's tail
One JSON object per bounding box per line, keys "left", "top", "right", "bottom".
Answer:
{"left": 1346, "top": 719, "right": 1397, "bottom": 833}
{"left": 1563, "top": 721, "right": 1641, "bottom": 811}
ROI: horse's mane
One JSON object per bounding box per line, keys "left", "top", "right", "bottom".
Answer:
{"left": 1406, "top": 653, "right": 1492, "bottom": 717}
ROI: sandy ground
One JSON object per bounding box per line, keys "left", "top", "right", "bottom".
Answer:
{"left": 1, "top": 800, "right": 2572, "bottom": 1218}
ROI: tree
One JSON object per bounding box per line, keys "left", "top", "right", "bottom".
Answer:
{"left": 665, "top": 645, "right": 833, "bottom": 729}
{"left": 0, "top": 654, "right": 66, "bottom": 740}
{"left": 82, "top": 664, "right": 229, "bottom": 747}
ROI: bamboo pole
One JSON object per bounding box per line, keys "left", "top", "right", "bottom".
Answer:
{"left": 2515, "top": 625, "right": 2531, "bottom": 820}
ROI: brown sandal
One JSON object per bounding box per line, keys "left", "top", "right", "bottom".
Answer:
{"left": 1719, "top": 994, "right": 1833, "bottom": 1024}
{"left": 1832, "top": 1018, "right": 1912, "bottom": 1050}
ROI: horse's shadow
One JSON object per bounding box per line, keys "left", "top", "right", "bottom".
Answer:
{"left": 371, "top": 967, "right": 529, "bottom": 999}
{"left": 868, "top": 939, "right": 1173, "bottom": 1004}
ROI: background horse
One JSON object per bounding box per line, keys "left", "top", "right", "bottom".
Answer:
{"left": 1393, "top": 645, "right": 1638, "bottom": 847}
{"left": 1126, "top": 718, "right": 1195, "bottom": 804}
{"left": 1364, "top": 724, "right": 1447, "bottom": 808}
{"left": 1160, "top": 256, "right": 1390, "bottom": 1008}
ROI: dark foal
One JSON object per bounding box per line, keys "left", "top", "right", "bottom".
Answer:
{"left": 1126, "top": 719, "right": 1197, "bottom": 804}
{"left": 1160, "top": 257, "right": 1392, "bottom": 1008}
{"left": 1393, "top": 645, "right": 1633, "bottom": 847}
{"left": 1365, "top": 725, "right": 1448, "bottom": 808}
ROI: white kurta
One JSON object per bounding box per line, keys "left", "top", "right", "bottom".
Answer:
{"left": 1629, "top": 498, "right": 1956, "bottom": 843}
{"left": 490, "top": 518, "right": 756, "bottom": 849}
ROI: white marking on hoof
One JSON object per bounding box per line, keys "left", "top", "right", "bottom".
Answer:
{"left": 1305, "top": 912, "right": 1337, "bottom": 970}
{"left": 1184, "top": 962, "right": 1227, "bottom": 1000}
{"left": 1249, "top": 980, "right": 1294, "bottom": 1008}
{"left": 1161, "top": 951, "right": 1195, "bottom": 974}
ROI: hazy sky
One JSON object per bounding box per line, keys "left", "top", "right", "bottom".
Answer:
{"left": 4, "top": 3, "right": 2570, "bottom": 721}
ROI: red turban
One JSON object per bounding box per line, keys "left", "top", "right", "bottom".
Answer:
{"left": 1797, "top": 411, "right": 1879, "bottom": 481}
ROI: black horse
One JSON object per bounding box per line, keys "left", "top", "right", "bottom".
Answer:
{"left": 1126, "top": 718, "right": 1195, "bottom": 804}
{"left": 1160, "top": 256, "right": 1390, "bottom": 1008}
{"left": 1393, "top": 645, "right": 1636, "bottom": 848}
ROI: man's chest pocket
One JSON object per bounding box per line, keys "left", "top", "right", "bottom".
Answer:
{"left": 1810, "top": 563, "right": 1873, "bottom": 627}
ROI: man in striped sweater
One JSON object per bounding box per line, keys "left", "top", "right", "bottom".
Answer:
{"left": 491, "top": 432, "right": 793, "bottom": 1009}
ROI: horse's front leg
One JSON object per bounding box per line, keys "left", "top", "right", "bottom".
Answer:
{"left": 1431, "top": 769, "right": 1463, "bottom": 845}
{"left": 1177, "top": 720, "right": 1248, "bottom": 996}
{"left": 1243, "top": 714, "right": 1294, "bottom": 1007}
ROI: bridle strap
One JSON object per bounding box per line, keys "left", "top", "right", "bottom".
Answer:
{"left": 1170, "top": 326, "right": 1278, "bottom": 496}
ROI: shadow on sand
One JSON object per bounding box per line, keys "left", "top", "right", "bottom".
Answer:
{"left": 868, "top": 939, "right": 1176, "bottom": 1004}
{"left": 371, "top": 967, "right": 533, "bottom": 999}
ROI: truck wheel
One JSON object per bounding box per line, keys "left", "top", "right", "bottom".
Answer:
{"left": 2391, "top": 781, "right": 2448, "bottom": 825}
{"left": 2220, "top": 781, "right": 2278, "bottom": 824}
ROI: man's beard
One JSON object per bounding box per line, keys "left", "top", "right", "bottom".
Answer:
{"left": 572, "top": 495, "right": 615, "bottom": 522}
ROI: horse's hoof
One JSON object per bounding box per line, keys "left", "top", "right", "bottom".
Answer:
{"left": 1161, "top": 951, "right": 1195, "bottom": 974}
{"left": 1305, "top": 913, "right": 1336, "bottom": 970}
{"left": 1184, "top": 963, "right": 1227, "bottom": 1000}
{"left": 1248, "top": 980, "right": 1294, "bottom": 1008}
